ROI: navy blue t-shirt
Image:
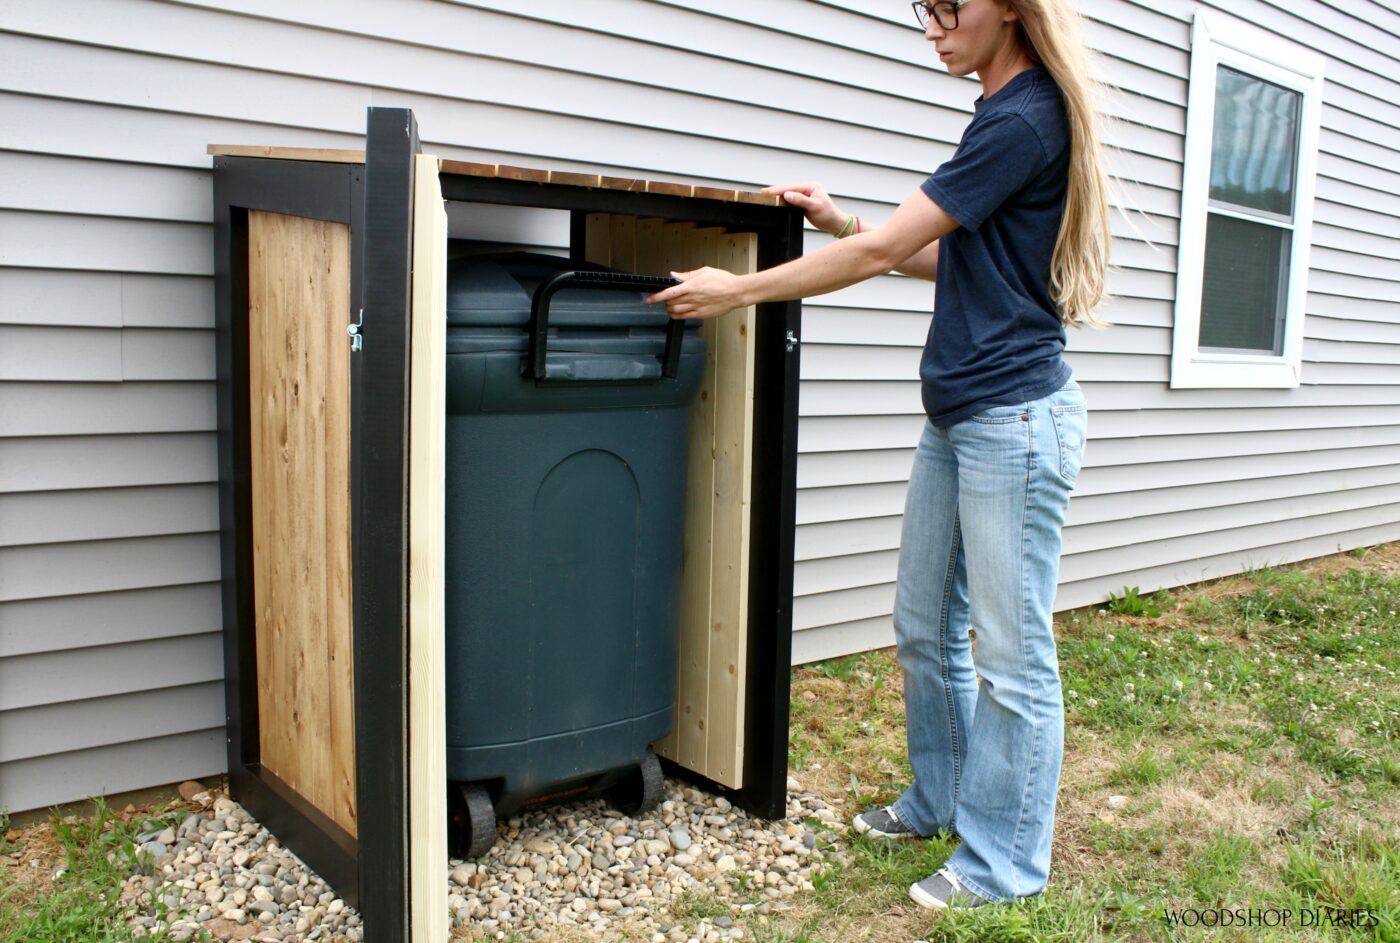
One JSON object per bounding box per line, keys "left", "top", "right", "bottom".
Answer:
{"left": 918, "top": 64, "right": 1073, "bottom": 427}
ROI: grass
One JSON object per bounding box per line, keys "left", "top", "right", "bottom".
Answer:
{"left": 4, "top": 543, "right": 1397, "bottom": 943}
{"left": 0, "top": 796, "right": 208, "bottom": 943}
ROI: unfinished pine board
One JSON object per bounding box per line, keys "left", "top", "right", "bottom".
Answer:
{"left": 584, "top": 213, "right": 612, "bottom": 267}
{"left": 208, "top": 145, "right": 366, "bottom": 164}
{"left": 407, "top": 154, "right": 448, "bottom": 943}
{"left": 667, "top": 223, "right": 723, "bottom": 776}
{"left": 635, "top": 218, "right": 667, "bottom": 275}
{"left": 704, "top": 230, "right": 757, "bottom": 785}
{"left": 580, "top": 215, "right": 756, "bottom": 788}
{"left": 247, "top": 209, "right": 357, "bottom": 837}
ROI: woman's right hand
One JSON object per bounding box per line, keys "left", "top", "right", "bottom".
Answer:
{"left": 760, "top": 181, "right": 848, "bottom": 236}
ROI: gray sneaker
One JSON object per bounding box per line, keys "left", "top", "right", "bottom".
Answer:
{"left": 852, "top": 804, "right": 922, "bottom": 839}
{"left": 909, "top": 867, "right": 991, "bottom": 910}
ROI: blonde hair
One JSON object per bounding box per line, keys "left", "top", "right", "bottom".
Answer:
{"left": 1008, "top": 0, "right": 1114, "bottom": 329}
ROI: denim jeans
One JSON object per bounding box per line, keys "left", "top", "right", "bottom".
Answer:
{"left": 889, "top": 378, "right": 1087, "bottom": 902}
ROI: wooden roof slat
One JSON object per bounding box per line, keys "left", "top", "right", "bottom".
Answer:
{"left": 208, "top": 146, "right": 784, "bottom": 207}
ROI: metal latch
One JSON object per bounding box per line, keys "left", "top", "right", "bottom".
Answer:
{"left": 347, "top": 308, "right": 364, "bottom": 352}
{"left": 785, "top": 330, "right": 799, "bottom": 353}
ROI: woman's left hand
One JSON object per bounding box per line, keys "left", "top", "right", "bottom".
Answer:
{"left": 645, "top": 267, "right": 746, "bottom": 320}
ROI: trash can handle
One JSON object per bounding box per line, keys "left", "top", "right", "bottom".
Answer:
{"left": 528, "top": 271, "right": 685, "bottom": 381}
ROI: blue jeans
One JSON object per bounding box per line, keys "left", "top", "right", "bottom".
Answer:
{"left": 889, "top": 378, "right": 1087, "bottom": 902}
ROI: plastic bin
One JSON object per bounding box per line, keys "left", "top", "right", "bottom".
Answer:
{"left": 443, "top": 251, "right": 705, "bottom": 856}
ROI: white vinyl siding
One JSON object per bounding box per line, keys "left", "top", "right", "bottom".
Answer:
{"left": 0, "top": 0, "right": 1397, "bottom": 811}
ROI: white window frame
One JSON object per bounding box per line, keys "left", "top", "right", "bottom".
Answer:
{"left": 1170, "top": 9, "right": 1325, "bottom": 389}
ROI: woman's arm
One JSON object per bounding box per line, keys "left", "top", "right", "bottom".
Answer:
{"left": 892, "top": 237, "right": 939, "bottom": 281}
{"left": 648, "top": 189, "right": 957, "bottom": 318}
{"left": 754, "top": 181, "right": 938, "bottom": 280}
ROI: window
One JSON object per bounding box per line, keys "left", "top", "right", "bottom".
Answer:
{"left": 1170, "top": 10, "right": 1325, "bottom": 388}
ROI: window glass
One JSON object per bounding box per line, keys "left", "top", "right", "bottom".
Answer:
{"left": 1209, "top": 65, "right": 1301, "bottom": 217}
{"left": 1198, "top": 213, "right": 1291, "bottom": 353}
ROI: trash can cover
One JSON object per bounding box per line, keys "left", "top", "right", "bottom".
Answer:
{"left": 447, "top": 251, "right": 674, "bottom": 329}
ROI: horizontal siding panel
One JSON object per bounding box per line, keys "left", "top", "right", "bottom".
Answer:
{"left": 0, "top": 325, "right": 120, "bottom": 381}
{"left": 0, "top": 583, "right": 222, "bottom": 658}
{"left": 791, "top": 614, "right": 895, "bottom": 667}
{"left": 799, "top": 347, "right": 1168, "bottom": 383}
{"left": 1311, "top": 269, "right": 1400, "bottom": 306}
{"left": 0, "top": 269, "right": 121, "bottom": 327}
{"left": 798, "top": 415, "right": 925, "bottom": 454}
{"left": 122, "top": 329, "right": 215, "bottom": 381}
{"left": 1077, "top": 443, "right": 1400, "bottom": 497}
{"left": 0, "top": 32, "right": 366, "bottom": 138}
{"left": 0, "top": 92, "right": 365, "bottom": 169}
{"left": 1056, "top": 519, "right": 1400, "bottom": 610}
{"left": 792, "top": 520, "right": 1399, "bottom": 665}
{"left": 1310, "top": 244, "right": 1400, "bottom": 285}
{"left": 796, "top": 481, "right": 909, "bottom": 525}
{"left": 1306, "top": 292, "right": 1400, "bottom": 325}
{"left": 1065, "top": 482, "right": 1400, "bottom": 555}
{"left": 795, "top": 461, "right": 1400, "bottom": 531}
{"left": 796, "top": 515, "right": 902, "bottom": 561}
{"left": 0, "top": 632, "right": 222, "bottom": 711}
{"left": 1087, "top": 404, "right": 1400, "bottom": 438}
{"left": 0, "top": 682, "right": 223, "bottom": 763}
{"left": 1060, "top": 502, "right": 1400, "bottom": 583}
{"left": 0, "top": 727, "right": 225, "bottom": 814}
{"left": 1307, "top": 313, "right": 1400, "bottom": 344}
{"left": 0, "top": 484, "right": 217, "bottom": 547}
{"left": 793, "top": 582, "right": 894, "bottom": 632}
{"left": 1069, "top": 464, "right": 1400, "bottom": 527}
{"left": 0, "top": 433, "right": 215, "bottom": 492}
{"left": 0, "top": 533, "right": 219, "bottom": 602}
{"left": 800, "top": 439, "right": 1400, "bottom": 493}
{"left": 1304, "top": 337, "right": 1400, "bottom": 366}
{"left": 793, "top": 549, "right": 899, "bottom": 598}
{"left": 0, "top": 211, "right": 211, "bottom": 275}
{"left": 795, "top": 502, "right": 1399, "bottom": 633}
{"left": 0, "top": 382, "right": 214, "bottom": 437}
{"left": 0, "top": 151, "right": 210, "bottom": 223}
{"left": 0, "top": 269, "right": 213, "bottom": 330}
{"left": 1311, "top": 196, "right": 1400, "bottom": 242}
{"left": 797, "top": 380, "right": 1400, "bottom": 417}
{"left": 800, "top": 306, "right": 929, "bottom": 348}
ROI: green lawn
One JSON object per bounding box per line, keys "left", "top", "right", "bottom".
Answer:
{"left": 4, "top": 544, "right": 1397, "bottom": 943}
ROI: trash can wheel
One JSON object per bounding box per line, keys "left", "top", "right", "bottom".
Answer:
{"left": 609, "top": 746, "right": 664, "bottom": 816}
{"left": 450, "top": 782, "right": 497, "bottom": 859}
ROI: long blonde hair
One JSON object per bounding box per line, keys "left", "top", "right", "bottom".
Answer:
{"left": 1008, "top": 0, "right": 1114, "bottom": 329}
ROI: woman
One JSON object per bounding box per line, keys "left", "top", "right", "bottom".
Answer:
{"left": 646, "top": 0, "right": 1111, "bottom": 913}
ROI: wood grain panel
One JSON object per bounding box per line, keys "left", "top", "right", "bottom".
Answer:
{"left": 247, "top": 208, "right": 356, "bottom": 837}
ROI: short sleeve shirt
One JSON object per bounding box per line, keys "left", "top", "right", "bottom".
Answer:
{"left": 918, "top": 65, "right": 1073, "bottom": 427}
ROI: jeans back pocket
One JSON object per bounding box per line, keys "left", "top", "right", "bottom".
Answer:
{"left": 1050, "top": 403, "right": 1087, "bottom": 483}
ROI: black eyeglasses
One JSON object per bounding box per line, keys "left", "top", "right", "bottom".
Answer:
{"left": 912, "top": 0, "right": 973, "bottom": 30}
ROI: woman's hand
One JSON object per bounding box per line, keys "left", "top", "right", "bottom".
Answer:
{"left": 645, "top": 267, "right": 747, "bottom": 321}
{"left": 760, "top": 180, "right": 847, "bottom": 235}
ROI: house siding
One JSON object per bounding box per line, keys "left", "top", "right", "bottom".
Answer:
{"left": 0, "top": 0, "right": 1396, "bottom": 812}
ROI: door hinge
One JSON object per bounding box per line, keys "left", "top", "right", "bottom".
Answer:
{"left": 785, "top": 330, "right": 799, "bottom": 352}
{"left": 347, "top": 308, "right": 364, "bottom": 352}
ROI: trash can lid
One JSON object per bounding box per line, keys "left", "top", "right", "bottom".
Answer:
{"left": 447, "top": 251, "right": 675, "bottom": 329}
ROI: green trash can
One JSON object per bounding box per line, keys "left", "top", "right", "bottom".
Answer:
{"left": 443, "top": 251, "right": 706, "bottom": 857}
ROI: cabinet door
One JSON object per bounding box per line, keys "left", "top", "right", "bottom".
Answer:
{"left": 214, "top": 107, "right": 446, "bottom": 943}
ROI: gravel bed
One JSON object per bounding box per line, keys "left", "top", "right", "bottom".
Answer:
{"left": 120, "top": 777, "right": 854, "bottom": 942}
